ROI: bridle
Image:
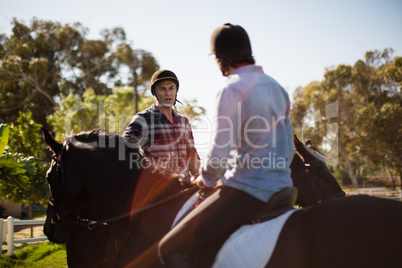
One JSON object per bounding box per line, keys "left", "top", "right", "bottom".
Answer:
{"left": 48, "top": 139, "right": 71, "bottom": 226}
{"left": 295, "top": 151, "right": 323, "bottom": 207}
{"left": 47, "top": 139, "right": 109, "bottom": 229}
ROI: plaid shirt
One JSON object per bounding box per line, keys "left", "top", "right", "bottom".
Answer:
{"left": 123, "top": 103, "right": 199, "bottom": 176}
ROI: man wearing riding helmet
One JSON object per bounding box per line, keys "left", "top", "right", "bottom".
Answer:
{"left": 123, "top": 69, "right": 200, "bottom": 179}
{"left": 133, "top": 24, "right": 294, "bottom": 268}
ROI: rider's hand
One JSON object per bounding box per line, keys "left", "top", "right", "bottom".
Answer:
{"left": 191, "top": 175, "right": 207, "bottom": 189}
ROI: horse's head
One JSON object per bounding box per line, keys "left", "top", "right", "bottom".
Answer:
{"left": 42, "top": 128, "right": 158, "bottom": 244}
{"left": 291, "top": 135, "right": 345, "bottom": 207}
{"left": 42, "top": 128, "right": 91, "bottom": 243}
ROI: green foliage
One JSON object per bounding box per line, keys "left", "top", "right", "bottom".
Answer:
{"left": 0, "top": 123, "right": 10, "bottom": 155}
{"left": 47, "top": 87, "right": 155, "bottom": 140}
{"left": 292, "top": 48, "right": 401, "bottom": 187}
{"left": 176, "top": 99, "right": 206, "bottom": 124}
{"left": 1, "top": 17, "right": 204, "bottom": 141}
{"left": 0, "top": 112, "right": 48, "bottom": 204}
{"left": 0, "top": 18, "right": 159, "bottom": 128}
{"left": 8, "top": 112, "right": 44, "bottom": 157}
{"left": 48, "top": 86, "right": 207, "bottom": 140}
{"left": 0, "top": 154, "right": 34, "bottom": 176}
{"left": 0, "top": 242, "right": 67, "bottom": 268}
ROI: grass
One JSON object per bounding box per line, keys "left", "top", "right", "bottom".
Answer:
{"left": 0, "top": 242, "right": 67, "bottom": 268}
{"left": 31, "top": 211, "right": 47, "bottom": 219}
{"left": 0, "top": 210, "right": 66, "bottom": 267}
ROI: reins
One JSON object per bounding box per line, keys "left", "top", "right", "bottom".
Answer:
{"left": 304, "top": 162, "right": 322, "bottom": 204}
{"left": 66, "top": 185, "right": 198, "bottom": 229}
{"left": 295, "top": 151, "right": 322, "bottom": 207}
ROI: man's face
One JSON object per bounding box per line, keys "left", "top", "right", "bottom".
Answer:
{"left": 154, "top": 80, "right": 177, "bottom": 108}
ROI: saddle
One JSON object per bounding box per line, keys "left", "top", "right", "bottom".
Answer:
{"left": 245, "top": 186, "right": 297, "bottom": 224}
{"left": 192, "top": 186, "right": 298, "bottom": 268}
{"left": 195, "top": 186, "right": 297, "bottom": 224}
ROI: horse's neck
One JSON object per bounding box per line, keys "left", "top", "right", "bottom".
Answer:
{"left": 76, "top": 154, "right": 140, "bottom": 216}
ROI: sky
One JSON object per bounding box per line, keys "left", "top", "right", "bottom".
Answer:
{"left": 1, "top": 0, "right": 402, "bottom": 156}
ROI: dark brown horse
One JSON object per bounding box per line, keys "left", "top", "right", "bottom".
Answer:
{"left": 42, "top": 128, "right": 402, "bottom": 267}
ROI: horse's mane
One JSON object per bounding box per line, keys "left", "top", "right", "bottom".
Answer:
{"left": 71, "top": 129, "right": 119, "bottom": 143}
{"left": 68, "top": 129, "right": 140, "bottom": 155}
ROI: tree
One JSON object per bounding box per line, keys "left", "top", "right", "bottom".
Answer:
{"left": 48, "top": 87, "right": 144, "bottom": 140}
{"left": 0, "top": 19, "right": 84, "bottom": 127}
{"left": 114, "top": 43, "right": 159, "bottom": 113}
{"left": 0, "top": 18, "right": 159, "bottom": 128}
{"left": 48, "top": 87, "right": 206, "bottom": 141}
{"left": 352, "top": 52, "right": 402, "bottom": 189}
{"left": 292, "top": 49, "right": 401, "bottom": 189}
{"left": 0, "top": 112, "right": 48, "bottom": 219}
{"left": 176, "top": 98, "right": 206, "bottom": 123}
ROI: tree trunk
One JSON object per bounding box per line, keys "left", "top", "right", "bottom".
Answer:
{"left": 384, "top": 160, "right": 396, "bottom": 190}
{"left": 133, "top": 71, "right": 138, "bottom": 114}
{"left": 29, "top": 201, "right": 33, "bottom": 237}
{"left": 339, "top": 145, "right": 359, "bottom": 189}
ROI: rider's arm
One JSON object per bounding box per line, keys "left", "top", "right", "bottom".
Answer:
{"left": 200, "top": 87, "right": 241, "bottom": 187}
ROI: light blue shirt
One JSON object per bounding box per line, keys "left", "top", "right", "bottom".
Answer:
{"left": 201, "top": 65, "right": 294, "bottom": 202}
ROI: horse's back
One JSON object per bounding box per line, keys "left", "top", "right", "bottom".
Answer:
{"left": 268, "top": 195, "right": 402, "bottom": 268}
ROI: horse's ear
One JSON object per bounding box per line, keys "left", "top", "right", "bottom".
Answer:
{"left": 293, "top": 135, "right": 303, "bottom": 151}
{"left": 294, "top": 135, "right": 311, "bottom": 159}
{"left": 41, "top": 127, "right": 62, "bottom": 154}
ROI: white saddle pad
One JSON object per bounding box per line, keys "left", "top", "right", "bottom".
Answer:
{"left": 173, "top": 193, "right": 296, "bottom": 268}
{"left": 213, "top": 209, "right": 295, "bottom": 268}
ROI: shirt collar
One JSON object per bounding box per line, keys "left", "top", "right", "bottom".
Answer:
{"left": 230, "top": 64, "right": 263, "bottom": 76}
{"left": 150, "top": 103, "right": 179, "bottom": 120}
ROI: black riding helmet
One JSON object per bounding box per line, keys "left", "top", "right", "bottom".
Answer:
{"left": 150, "top": 69, "right": 179, "bottom": 96}
{"left": 210, "top": 23, "right": 253, "bottom": 60}
{"left": 150, "top": 69, "right": 182, "bottom": 106}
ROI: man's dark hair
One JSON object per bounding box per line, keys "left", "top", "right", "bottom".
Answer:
{"left": 217, "top": 55, "right": 255, "bottom": 76}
